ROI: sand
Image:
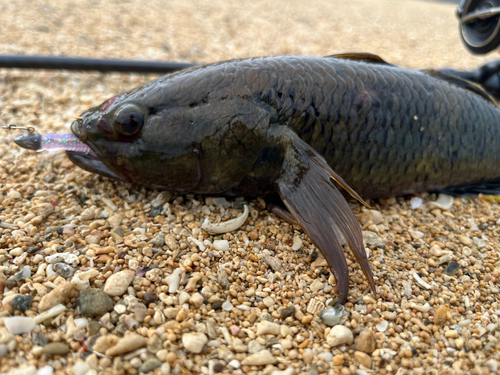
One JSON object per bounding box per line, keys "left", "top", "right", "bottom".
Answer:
{"left": 0, "top": 0, "right": 499, "bottom": 374}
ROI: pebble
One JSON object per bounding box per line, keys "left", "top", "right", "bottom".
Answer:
{"left": 310, "top": 279, "right": 325, "bottom": 292}
{"left": 9, "top": 247, "right": 23, "bottom": 257}
{"left": 38, "top": 282, "right": 73, "bottom": 311}
{"left": 221, "top": 360, "right": 237, "bottom": 371}
{"left": 376, "top": 320, "right": 389, "bottom": 332}
{"left": 410, "top": 197, "right": 423, "bottom": 209}
{"left": 35, "top": 366, "right": 54, "bottom": 375}
{"left": 53, "top": 263, "right": 75, "bottom": 279}
{"left": 363, "top": 295, "right": 376, "bottom": 304}
{"left": 106, "top": 333, "right": 146, "bottom": 356}
{"left": 222, "top": 301, "right": 233, "bottom": 311}
{"left": 271, "top": 369, "right": 294, "bottom": 375}
{"left": 248, "top": 341, "right": 263, "bottom": 354}
{"left": 263, "top": 296, "right": 276, "bottom": 308}
{"left": 72, "top": 362, "right": 91, "bottom": 375}
{"left": 108, "top": 212, "right": 124, "bottom": 227}
{"left": 445, "top": 261, "right": 460, "bottom": 276}
{"left": 182, "top": 332, "right": 208, "bottom": 353}
{"left": 229, "top": 325, "right": 240, "bottom": 336}
{"left": 429, "top": 245, "right": 446, "bottom": 257}
{"left": 94, "top": 335, "right": 120, "bottom": 353}
{"left": 333, "top": 354, "right": 344, "bottom": 366}
{"left": 292, "top": 235, "right": 302, "bottom": 250}
{"left": 143, "top": 292, "right": 158, "bottom": 305}
{"left": 362, "top": 231, "right": 385, "bottom": 248}
{"left": 280, "top": 306, "right": 295, "bottom": 319}
{"left": 139, "top": 358, "right": 162, "bottom": 373}
{"left": 43, "top": 342, "right": 70, "bottom": 356}
{"left": 457, "top": 235, "right": 472, "bottom": 246}
{"left": 4, "top": 277, "right": 17, "bottom": 290}
{"left": 318, "top": 352, "right": 333, "bottom": 362}
{"left": 0, "top": 345, "right": 7, "bottom": 360}
{"left": 189, "top": 293, "right": 204, "bottom": 308}
{"left": 256, "top": 321, "right": 280, "bottom": 336}
{"left": 355, "top": 329, "right": 376, "bottom": 353}
{"left": 5, "top": 316, "right": 36, "bottom": 334}
{"left": 326, "top": 325, "right": 353, "bottom": 347}
{"left": 79, "top": 288, "right": 114, "bottom": 317}
{"left": 103, "top": 270, "right": 135, "bottom": 296}
{"left": 320, "top": 305, "right": 345, "bottom": 327}
{"left": 434, "top": 305, "right": 449, "bottom": 324}
{"left": 445, "top": 330, "right": 458, "bottom": 338}
{"left": 472, "top": 237, "right": 486, "bottom": 248}
{"left": 354, "top": 351, "right": 372, "bottom": 368}
{"left": 361, "top": 209, "right": 384, "bottom": 225}
{"left": 11, "top": 295, "right": 32, "bottom": 311}
{"left": 213, "top": 240, "right": 229, "bottom": 251}
{"left": 14, "top": 266, "right": 31, "bottom": 281}
{"left": 241, "top": 350, "right": 277, "bottom": 366}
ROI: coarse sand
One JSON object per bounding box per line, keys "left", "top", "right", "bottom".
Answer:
{"left": 0, "top": 0, "right": 499, "bottom": 374}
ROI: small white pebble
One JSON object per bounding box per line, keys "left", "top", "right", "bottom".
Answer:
{"left": 326, "top": 325, "right": 353, "bottom": 347}
{"left": 376, "top": 320, "right": 389, "bottom": 332}
{"left": 74, "top": 318, "right": 89, "bottom": 328}
{"left": 213, "top": 240, "right": 229, "bottom": 251}
{"left": 5, "top": 316, "right": 36, "bottom": 334}
{"left": 410, "top": 197, "right": 423, "bottom": 209}
{"left": 72, "top": 362, "right": 91, "bottom": 375}
{"left": 35, "top": 366, "right": 54, "bottom": 375}
{"left": 222, "top": 301, "right": 233, "bottom": 311}
{"left": 292, "top": 235, "right": 302, "bottom": 251}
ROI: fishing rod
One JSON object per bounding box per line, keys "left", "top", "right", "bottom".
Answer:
{"left": 0, "top": 55, "right": 196, "bottom": 73}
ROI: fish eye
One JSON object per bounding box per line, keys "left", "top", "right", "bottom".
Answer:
{"left": 113, "top": 105, "right": 145, "bottom": 137}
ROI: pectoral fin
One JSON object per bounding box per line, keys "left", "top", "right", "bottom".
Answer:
{"left": 275, "top": 131, "right": 376, "bottom": 304}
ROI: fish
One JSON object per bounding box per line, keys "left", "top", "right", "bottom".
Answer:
{"left": 16, "top": 53, "right": 500, "bottom": 304}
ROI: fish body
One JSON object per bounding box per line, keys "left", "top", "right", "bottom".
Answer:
{"left": 68, "top": 55, "right": 500, "bottom": 303}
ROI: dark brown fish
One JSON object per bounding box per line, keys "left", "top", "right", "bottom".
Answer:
{"left": 57, "top": 54, "right": 500, "bottom": 303}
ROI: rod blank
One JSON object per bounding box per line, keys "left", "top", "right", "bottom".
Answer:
{"left": 0, "top": 55, "right": 197, "bottom": 73}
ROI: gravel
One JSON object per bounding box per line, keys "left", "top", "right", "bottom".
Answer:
{"left": 0, "top": 1, "right": 498, "bottom": 374}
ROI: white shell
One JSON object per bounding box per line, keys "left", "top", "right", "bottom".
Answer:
{"left": 202, "top": 205, "right": 249, "bottom": 234}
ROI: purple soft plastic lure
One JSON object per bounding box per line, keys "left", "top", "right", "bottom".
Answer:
{"left": 41, "top": 133, "right": 91, "bottom": 153}
{"left": 14, "top": 131, "right": 91, "bottom": 154}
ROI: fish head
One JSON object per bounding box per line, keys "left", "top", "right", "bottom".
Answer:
{"left": 69, "top": 75, "right": 271, "bottom": 194}
{"left": 69, "top": 91, "right": 209, "bottom": 192}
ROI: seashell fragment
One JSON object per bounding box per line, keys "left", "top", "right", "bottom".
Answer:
{"left": 413, "top": 273, "right": 431, "bottom": 289}
{"left": 165, "top": 269, "right": 183, "bottom": 293}
{"left": 202, "top": 205, "right": 248, "bottom": 234}
{"left": 307, "top": 298, "right": 325, "bottom": 315}
{"left": 428, "top": 194, "right": 454, "bottom": 210}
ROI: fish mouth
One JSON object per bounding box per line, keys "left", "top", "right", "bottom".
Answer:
{"left": 67, "top": 120, "right": 126, "bottom": 181}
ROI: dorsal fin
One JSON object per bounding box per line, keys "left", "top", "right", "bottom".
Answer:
{"left": 327, "top": 53, "right": 393, "bottom": 66}
{"left": 422, "top": 69, "right": 497, "bottom": 105}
